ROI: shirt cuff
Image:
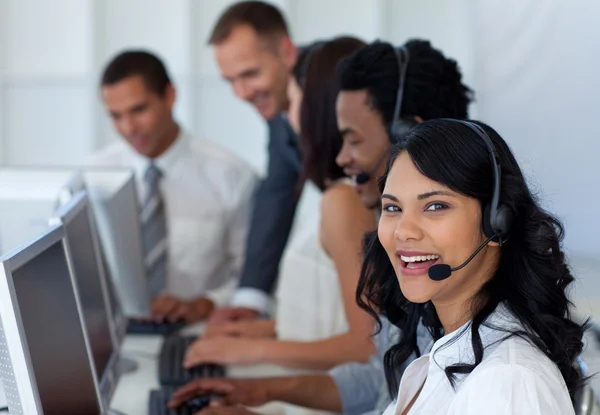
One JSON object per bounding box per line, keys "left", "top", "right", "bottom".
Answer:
{"left": 329, "top": 360, "right": 383, "bottom": 415}
{"left": 231, "top": 288, "right": 272, "bottom": 315}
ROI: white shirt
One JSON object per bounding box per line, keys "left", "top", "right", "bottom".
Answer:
{"left": 382, "top": 304, "right": 575, "bottom": 415}
{"left": 87, "top": 131, "right": 258, "bottom": 306}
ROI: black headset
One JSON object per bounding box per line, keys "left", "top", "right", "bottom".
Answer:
{"left": 388, "top": 45, "right": 418, "bottom": 142}
{"left": 444, "top": 119, "right": 513, "bottom": 244}
{"left": 355, "top": 44, "right": 418, "bottom": 185}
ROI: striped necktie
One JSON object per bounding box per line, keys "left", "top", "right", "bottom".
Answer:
{"left": 141, "top": 162, "right": 168, "bottom": 296}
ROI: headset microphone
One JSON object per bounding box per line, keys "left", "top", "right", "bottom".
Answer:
{"left": 428, "top": 234, "right": 497, "bottom": 281}
{"left": 355, "top": 149, "right": 390, "bottom": 185}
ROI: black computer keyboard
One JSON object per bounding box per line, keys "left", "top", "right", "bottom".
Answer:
{"left": 127, "top": 318, "right": 186, "bottom": 336}
{"left": 159, "top": 335, "right": 226, "bottom": 387}
{"left": 148, "top": 387, "right": 211, "bottom": 415}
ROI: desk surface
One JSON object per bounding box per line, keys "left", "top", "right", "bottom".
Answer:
{"left": 110, "top": 324, "right": 289, "bottom": 415}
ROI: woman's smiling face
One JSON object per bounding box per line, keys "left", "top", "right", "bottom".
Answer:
{"left": 378, "top": 151, "right": 498, "bottom": 305}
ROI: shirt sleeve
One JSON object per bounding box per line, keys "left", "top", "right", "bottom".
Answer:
{"left": 329, "top": 318, "right": 396, "bottom": 415}
{"left": 329, "top": 355, "right": 385, "bottom": 415}
{"left": 205, "top": 164, "right": 259, "bottom": 307}
{"left": 448, "top": 364, "right": 575, "bottom": 415}
{"left": 230, "top": 288, "right": 271, "bottom": 312}
{"left": 235, "top": 116, "right": 301, "bottom": 310}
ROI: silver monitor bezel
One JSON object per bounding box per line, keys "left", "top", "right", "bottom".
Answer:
{"left": 55, "top": 168, "right": 129, "bottom": 345}
{"left": 0, "top": 224, "right": 105, "bottom": 414}
{"left": 50, "top": 191, "right": 121, "bottom": 409}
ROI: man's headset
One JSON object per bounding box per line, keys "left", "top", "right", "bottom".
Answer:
{"left": 355, "top": 45, "right": 418, "bottom": 185}
{"left": 427, "top": 119, "right": 514, "bottom": 281}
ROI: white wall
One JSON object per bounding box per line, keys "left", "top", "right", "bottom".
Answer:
{"left": 0, "top": 0, "right": 598, "bottom": 264}
{"left": 470, "top": 0, "right": 600, "bottom": 260}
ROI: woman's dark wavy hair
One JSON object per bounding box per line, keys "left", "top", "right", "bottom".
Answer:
{"left": 291, "top": 36, "right": 365, "bottom": 191}
{"left": 356, "top": 118, "right": 587, "bottom": 398}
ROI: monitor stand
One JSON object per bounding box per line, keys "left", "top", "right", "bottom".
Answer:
{"left": 116, "top": 356, "right": 138, "bottom": 374}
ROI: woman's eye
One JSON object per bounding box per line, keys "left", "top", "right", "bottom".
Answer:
{"left": 383, "top": 204, "right": 400, "bottom": 213}
{"left": 426, "top": 203, "right": 448, "bottom": 212}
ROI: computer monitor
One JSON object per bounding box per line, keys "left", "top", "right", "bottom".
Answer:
{"left": 50, "top": 191, "right": 121, "bottom": 409}
{"left": 81, "top": 168, "right": 151, "bottom": 317}
{"left": 56, "top": 167, "right": 86, "bottom": 206}
{"left": 0, "top": 225, "right": 104, "bottom": 414}
{"left": 54, "top": 174, "right": 128, "bottom": 346}
{"left": 0, "top": 167, "right": 75, "bottom": 256}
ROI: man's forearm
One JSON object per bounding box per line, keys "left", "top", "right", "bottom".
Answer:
{"left": 264, "top": 375, "right": 342, "bottom": 412}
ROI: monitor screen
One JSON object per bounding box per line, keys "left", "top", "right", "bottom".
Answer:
{"left": 87, "top": 173, "right": 150, "bottom": 317}
{"left": 12, "top": 241, "right": 101, "bottom": 414}
{"left": 64, "top": 205, "right": 114, "bottom": 377}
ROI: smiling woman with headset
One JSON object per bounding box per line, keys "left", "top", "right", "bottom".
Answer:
{"left": 357, "top": 119, "right": 586, "bottom": 414}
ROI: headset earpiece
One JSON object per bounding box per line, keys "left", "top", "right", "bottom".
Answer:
{"left": 492, "top": 204, "right": 512, "bottom": 243}
{"left": 483, "top": 203, "right": 512, "bottom": 244}
{"left": 389, "top": 117, "right": 418, "bottom": 143}
{"left": 444, "top": 119, "right": 514, "bottom": 244}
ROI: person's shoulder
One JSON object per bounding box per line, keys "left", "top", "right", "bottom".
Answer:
{"left": 267, "top": 113, "right": 295, "bottom": 140}
{"left": 450, "top": 350, "right": 574, "bottom": 414}
{"left": 321, "top": 180, "right": 364, "bottom": 213}
{"left": 189, "top": 136, "right": 257, "bottom": 176}
{"left": 482, "top": 332, "right": 562, "bottom": 377}
{"left": 321, "top": 180, "right": 374, "bottom": 227}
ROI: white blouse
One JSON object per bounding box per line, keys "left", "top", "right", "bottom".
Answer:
{"left": 382, "top": 304, "right": 575, "bottom": 415}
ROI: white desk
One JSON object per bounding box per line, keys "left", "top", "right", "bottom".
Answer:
{"left": 110, "top": 325, "right": 289, "bottom": 415}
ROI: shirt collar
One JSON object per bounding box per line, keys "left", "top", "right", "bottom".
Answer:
{"left": 428, "top": 302, "right": 521, "bottom": 370}
{"left": 130, "top": 128, "right": 189, "bottom": 180}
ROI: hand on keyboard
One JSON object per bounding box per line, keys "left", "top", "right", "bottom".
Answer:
{"left": 127, "top": 317, "right": 186, "bottom": 335}
{"left": 152, "top": 295, "right": 214, "bottom": 324}
{"left": 203, "top": 319, "right": 276, "bottom": 339}
{"left": 184, "top": 405, "right": 262, "bottom": 415}
{"left": 159, "top": 335, "right": 225, "bottom": 387}
{"left": 150, "top": 387, "right": 211, "bottom": 415}
{"left": 206, "top": 307, "right": 260, "bottom": 326}
{"left": 183, "top": 337, "right": 262, "bottom": 367}
{"left": 168, "top": 378, "right": 271, "bottom": 409}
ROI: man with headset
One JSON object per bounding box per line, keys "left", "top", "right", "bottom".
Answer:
{"left": 167, "top": 39, "right": 474, "bottom": 415}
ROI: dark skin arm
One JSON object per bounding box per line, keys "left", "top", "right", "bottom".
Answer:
{"left": 151, "top": 295, "right": 214, "bottom": 323}
{"left": 168, "top": 376, "right": 342, "bottom": 413}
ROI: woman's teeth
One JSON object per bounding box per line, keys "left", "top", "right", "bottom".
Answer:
{"left": 400, "top": 254, "right": 439, "bottom": 263}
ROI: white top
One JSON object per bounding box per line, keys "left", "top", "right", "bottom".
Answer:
{"left": 382, "top": 304, "right": 575, "bottom": 415}
{"left": 274, "top": 180, "right": 350, "bottom": 415}
{"left": 87, "top": 131, "right": 258, "bottom": 306}
{"left": 275, "top": 180, "right": 349, "bottom": 341}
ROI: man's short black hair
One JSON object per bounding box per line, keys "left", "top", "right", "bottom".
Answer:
{"left": 101, "top": 50, "right": 171, "bottom": 96}
{"left": 337, "top": 39, "right": 474, "bottom": 125}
